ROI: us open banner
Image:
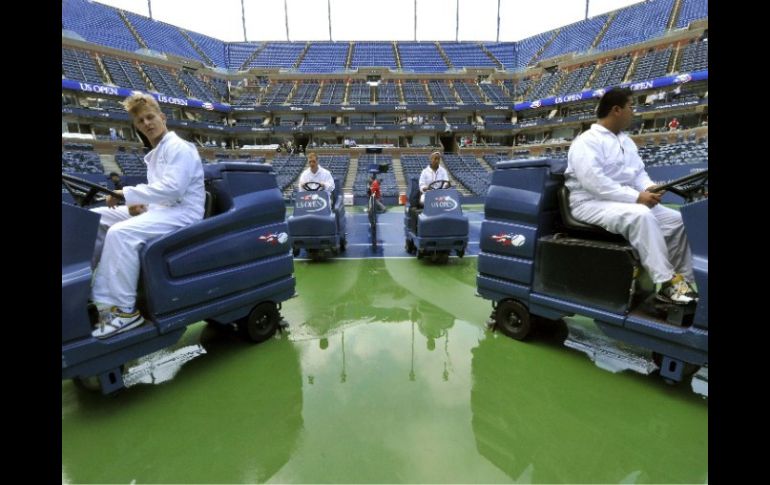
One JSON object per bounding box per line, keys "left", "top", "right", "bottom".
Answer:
{"left": 61, "top": 79, "right": 231, "bottom": 112}
{"left": 514, "top": 70, "right": 708, "bottom": 111}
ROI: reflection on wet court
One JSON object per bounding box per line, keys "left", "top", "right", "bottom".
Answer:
{"left": 62, "top": 257, "right": 707, "bottom": 484}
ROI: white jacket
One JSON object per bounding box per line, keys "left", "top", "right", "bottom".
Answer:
{"left": 419, "top": 165, "right": 449, "bottom": 193}
{"left": 298, "top": 166, "right": 335, "bottom": 193}
{"left": 122, "top": 131, "right": 205, "bottom": 219}
{"left": 565, "top": 123, "right": 654, "bottom": 207}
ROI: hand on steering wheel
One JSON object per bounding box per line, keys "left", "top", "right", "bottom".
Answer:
{"left": 62, "top": 173, "right": 124, "bottom": 207}
{"left": 302, "top": 181, "right": 324, "bottom": 191}
{"left": 428, "top": 180, "right": 451, "bottom": 191}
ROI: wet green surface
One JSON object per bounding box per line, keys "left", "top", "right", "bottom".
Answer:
{"left": 62, "top": 258, "right": 707, "bottom": 484}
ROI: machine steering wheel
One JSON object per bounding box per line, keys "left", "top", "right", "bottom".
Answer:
{"left": 649, "top": 169, "right": 708, "bottom": 202}
{"left": 62, "top": 173, "right": 123, "bottom": 207}
{"left": 428, "top": 180, "right": 451, "bottom": 190}
{"left": 302, "top": 181, "right": 323, "bottom": 191}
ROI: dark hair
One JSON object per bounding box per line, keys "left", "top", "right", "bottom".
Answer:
{"left": 596, "top": 87, "right": 633, "bottom": 119}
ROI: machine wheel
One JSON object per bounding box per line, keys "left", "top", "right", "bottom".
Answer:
{"left": 405, "top": 239, "right": 416, "bottom": 254}
{"left": 340, "top": 237, "right": 347, "bottom": 252}
{"left": 292, "top": 247, "right": 300, "bottom": 257}
{"left": 495, "top": 300, "right": 531, "bottom": 341}
{"left": 73, "top": 375, "right": 102, "bottom": 392}
{"left": 238, "top": 302, "right": 280, "bottom": 343}
{"left": 456, "top": 248, "right": 465, "bottom": 258}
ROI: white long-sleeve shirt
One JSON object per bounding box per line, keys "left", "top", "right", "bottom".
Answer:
{"left": 565, "top": 123, "right": 654, "bottom": 207}
{"left": 298, "top": 166, "right": 335, "bottom": 193}
{"left": 122, "top": 131, "right": 205, "bottom": 217}
{"left": 419, "top": 165, "right": 449, "bottom": 193}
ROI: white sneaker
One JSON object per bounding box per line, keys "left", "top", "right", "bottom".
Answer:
{"left": 92, "top": 307, "right": 145, "bottom": 339}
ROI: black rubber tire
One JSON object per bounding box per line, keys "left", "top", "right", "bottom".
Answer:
{"left": 340, "top": 237, "right": 347, "bottom": 252}
{"left": 495, "top": 299, "right": 532, "bottom": 341}
{"left": 73, "top": 376, "right": 101, "bottom": 392}
{"left": 238, "top": 302, "right": 280, "bottom": 343}
{"left": 292, "top": 247, "right": 300, "bottom": 257}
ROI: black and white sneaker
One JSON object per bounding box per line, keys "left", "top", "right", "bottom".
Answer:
{"left": 656, "top": 276, "right": 698, "bottom": 305}
{"left": 92, "top": 307, "right": 145, "bottom": 339}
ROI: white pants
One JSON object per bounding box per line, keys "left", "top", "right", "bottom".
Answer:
{"left": 90, "top": 206, "right": 195, "bottom": 311}
{"left": 571, "top": 201, "right": 694, "bottom": 284}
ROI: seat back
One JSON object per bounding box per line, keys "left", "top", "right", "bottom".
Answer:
{"left": 407, "top": 177, "right": 421, "bottom": 208}
{"left": 557, "top": 186, "right": 626, "bottom": 242}
{"left": 203, "top": 190, "right": 214, "bottom": 218}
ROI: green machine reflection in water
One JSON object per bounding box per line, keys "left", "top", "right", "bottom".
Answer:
{"left": 469, "top": 332, "right": 708, "bottom": 483}
{"left": 62, "top": 327, "right": 304, "bottom": 484}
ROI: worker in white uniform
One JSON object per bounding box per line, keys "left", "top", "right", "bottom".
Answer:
{"left": 565, "top": 87, "right": 697, "bottom": 305}
{"left": 298, "top": 151, "right": 335, "bottom": 193}
{"left": 418, "top": 150, "right": 449, "bottom": 205}
{"left": 90, "top": 92, "right": 205, "bottom": 338}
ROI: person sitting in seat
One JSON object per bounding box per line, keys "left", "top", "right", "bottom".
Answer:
{"left": 297, "top": 151, "right": 335, "bottom": 193}
{"left": 565, "top": 87, "right": 697, "bottom": 305}
{"left": 418, "top": 151, "right": 449, "bottom": 206}
{"left": 90, "top": 92, "right": 205, "bottom": 338}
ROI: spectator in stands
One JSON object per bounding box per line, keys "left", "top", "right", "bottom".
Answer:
{"left": 369, "top": 174, "right": 387, "bottom": 213}
{"left": 89, "top": 92, "right": 205, "bottom": 338}
{"left": 298, "top": 151, "right": 335, "bottom": 193}
{"left": 108, "top": 172, "right": 123, "bottom": 190}
{"left": 668, "top": 117, "right": 680, "bottom": 131}
{"left": 419, "top": 151, "right": 449, "bottom": 205}
{"left": 565, "top": 88, "right": 697, "bottom": 305}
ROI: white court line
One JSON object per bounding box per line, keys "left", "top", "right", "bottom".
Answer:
{"left": 345, "top": 241, "right": 480, "bottom": 246}
{"left": 294, "top": 255, "right": 479, "bottom": 261}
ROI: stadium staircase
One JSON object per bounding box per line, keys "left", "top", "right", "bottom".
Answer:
{"left": 529, "top": 29, "right": 560, "bottom": 66}
{"left": 392, "top": 42, "right": 402, "bottom": 69}
{"left": 668, "top": 0, "right": 684, "bottom": 30}
{"left": 240, "top": 42, "right": 267, "bottom": 71}
{"left": 480, "top": 44, "right": 503, "bottom": 69}
{"left": 293, "top": 42, "right": 311, "bottom": 69}
{"left": 343, "top": 157, "right": 359, "bottom": 194}
{"left": 591, "top": 12, "right": 617, "bottom": 49}
{"left": 100, "top": 154, "right": 121, "bottom": 176}
{"left": 435, "top": 42, "right": 453, "bottom": 69}
{"left": 178, "top": 29, "right": 214, "bottom": 66}
{"left": 118, "top": 10, "right": 148, "bottom": 49}
{"left": 345, "top": 42, "right": 354, "bottom": 69}
{"left": 93, "top": 53, "right": 111, "bottom": 84}
{"left": 391, "top": 157, "right": 406, "bottom": 194}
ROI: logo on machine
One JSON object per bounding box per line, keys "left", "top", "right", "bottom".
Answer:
{"left": 430, "top": 195, "right": 458, "bottom": 211}
{"left": 491, "top": 233, "right": 526, "bottom": 247}
{"left": 297, "top": 193, "right": 328, "bottom": 212}
{"left": 259, "top": 232, "right": 289, "bottom": 245}
{"left": 529, "top": 100, "right": 542, "bottom": 109}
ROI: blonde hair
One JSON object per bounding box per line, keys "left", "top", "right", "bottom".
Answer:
{"left": 121, "top": 92, "right": 162, "bottom": 117}
{"left": 430, "top": 150, "right": 442, "bottom": 159}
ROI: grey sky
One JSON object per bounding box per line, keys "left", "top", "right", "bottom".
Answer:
{"left": 92, "top": 0, "right": 642, "bottom": 42}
